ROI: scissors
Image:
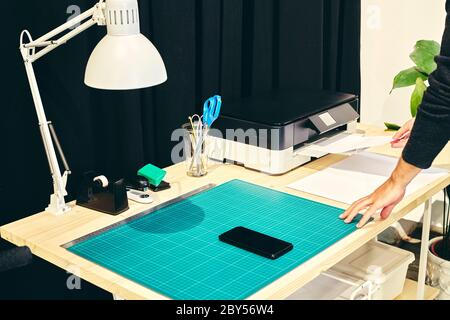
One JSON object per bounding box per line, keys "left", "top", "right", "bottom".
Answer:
{"left": 203, "top": 95, "right": 222, "bottom": 127}
{"left": 189, "top": 95, "right": 222, "bottom": 171}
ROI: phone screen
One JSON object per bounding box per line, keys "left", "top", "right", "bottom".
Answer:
{"left": 219, "top": 227, "right": 293, "bottom": 260}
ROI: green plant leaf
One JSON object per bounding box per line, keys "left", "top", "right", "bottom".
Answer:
{"left": 391, "top": 67, "right": 428, "bottom": 92}
{"left": 384, "top": 122, "right": 401, "bottom": 131}
{"left": 410, "top": 78, "right": 427, "bottom": 117}
{"left": 416, "top": 40, "right": 441, "bottom": 56}
{"left": 410, "top": 40, "right": 440, "bottom": 75}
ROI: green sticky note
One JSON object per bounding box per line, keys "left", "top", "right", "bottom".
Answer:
{"left": 138, "top": 164, "right": 167, "bottom": 187}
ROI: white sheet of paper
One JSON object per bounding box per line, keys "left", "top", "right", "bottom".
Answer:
{"left": 304, "top": 133, "right": 393, "bottom": 154}
{"left": 288, "top": 152, "right": 448, "bottom": 205}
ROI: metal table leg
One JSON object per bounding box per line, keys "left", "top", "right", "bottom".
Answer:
{"left": 417, "top": 199, "right": 432, "bottom": 300}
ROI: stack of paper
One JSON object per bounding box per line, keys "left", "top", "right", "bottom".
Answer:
{"left": 299, "top": 132, "right": 393, "bottom": 156}
{"left": 288, "top": 152, "right": 448, "bottom": 205}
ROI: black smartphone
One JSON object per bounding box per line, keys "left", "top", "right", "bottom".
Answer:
{"left": 219, "top": 227, "right": 293, "bottom": 260}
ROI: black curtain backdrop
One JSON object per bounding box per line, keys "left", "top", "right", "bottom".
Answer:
{"left": 1, "top": 0, "right": 360, "bottom": 299}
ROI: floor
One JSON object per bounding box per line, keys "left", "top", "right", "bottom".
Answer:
{"left": 397, "top": 227, "right": 441, "bottom": 282}
{"left": 0, "top": 241, "right": 111, "bottom": 300}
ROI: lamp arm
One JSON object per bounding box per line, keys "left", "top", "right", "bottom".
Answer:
{"left": 18, "top": 0, "right": 106, "bottom": 215}
{"left": 29, "top": 19, "right": 98, "bottom": 63}
{"left": 20, "top": 0, "right": 106, "bottom": 63}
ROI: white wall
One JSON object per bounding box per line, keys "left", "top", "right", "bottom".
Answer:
{"left": 361, "top": 0, "right": 446, "bottom": 127}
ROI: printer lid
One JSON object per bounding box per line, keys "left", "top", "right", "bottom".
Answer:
{"left": 223, "top": 90, "right": 358, "bottom": 126}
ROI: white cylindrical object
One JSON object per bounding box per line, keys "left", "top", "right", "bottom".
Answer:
{"left": 417, "top": 199, "right": 433, "bottom": 300}
{"left": 94, "top": 175, "right": 109, "bottom": 188}
{"left": 105, "top": 0, "right": 140, "bottom": 36}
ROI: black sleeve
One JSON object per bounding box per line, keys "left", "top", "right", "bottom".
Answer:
{"left": 402, "top": 0, "right": 450, "bottom": 169}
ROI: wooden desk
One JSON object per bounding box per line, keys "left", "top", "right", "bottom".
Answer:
{"left": 1, "top": 125, "right": 449, "bottom": 300}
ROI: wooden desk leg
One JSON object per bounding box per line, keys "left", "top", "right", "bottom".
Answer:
{"left": 417, "top": 199, "right": 432, "bottom": 300}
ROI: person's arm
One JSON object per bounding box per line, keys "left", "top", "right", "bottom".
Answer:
{"left": 342, "top": 1, "right": 450, "bottom": 228}
{"left": 402, "top": 1, "right": 450, "bottom": 169}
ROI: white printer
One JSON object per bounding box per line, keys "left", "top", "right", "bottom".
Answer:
{"left": 208, "top": 90, "right": 360, "bottom": 175}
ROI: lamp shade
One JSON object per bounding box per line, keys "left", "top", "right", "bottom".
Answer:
{"left": 84, "top": 0, "right": 167, "bottom": 90}
{"left": 84, "top": 34, "right": 167, "bottom": 90}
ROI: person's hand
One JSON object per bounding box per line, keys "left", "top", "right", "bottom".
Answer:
{"left": 340, "top": 155, "right": 422, "bottom": 229}
{"left": 391, "top": 119, "right": 415, "bottom": 148}
{"left": 339, "top": 177, "right": 407, "bottom": 228}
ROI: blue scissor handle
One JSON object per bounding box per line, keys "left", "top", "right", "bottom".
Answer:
{"left": 203, "top": 95, "right": 222, "bottom": 127}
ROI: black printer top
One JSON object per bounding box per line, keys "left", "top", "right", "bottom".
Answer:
{"left": 222, "top": 90, "right": 358, "bottom": 126}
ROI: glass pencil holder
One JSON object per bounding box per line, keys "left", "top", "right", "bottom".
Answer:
{"left": 182, "top": 123, "right": 209, "bottom": 177}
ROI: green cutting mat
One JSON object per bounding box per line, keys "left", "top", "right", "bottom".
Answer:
{"left": 67, "top": 179, "right": 360, "bottom": 300}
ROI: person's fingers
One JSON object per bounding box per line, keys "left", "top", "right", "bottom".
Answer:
{"left": 340, "top": 197, "right": 368, "bottom": 219}
{"left": 392, "top": 131, "right": 405, "bottom": 140}
{"left": 392, "top": 130, "right": 410, "bottom": 142}
{"left": 340, "top": 201, "right": 358, "bottom": 219}
{"left": 391, "top": 130, "right": 411, "bottom": 148}
{"left": 380, "top": 204, "right": 396, "bottom": 219}
{"left": 392, "top": 127, "right": 410, "bottom": 140}
{"left": 340, "top": 202, "right": 357, "bottom": 220}
{"left": 344, "top": 199, "right": 372, "bottom": 224}
{"left": 391, "top": 139, "right": 409, "bottom": 149}
{"left": 357, "top": 205, "right": 379, "bottom": 228}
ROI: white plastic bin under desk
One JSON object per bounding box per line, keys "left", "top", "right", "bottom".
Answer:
{"left": 288, "top": 241, "right": 415, "bottom": 300}
{"left": 287, "top": 271, "right": 371, "bottom": 300}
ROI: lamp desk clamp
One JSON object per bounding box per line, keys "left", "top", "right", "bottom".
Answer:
{"left": 19, "top": 0, "right": 167, "bottom": 216}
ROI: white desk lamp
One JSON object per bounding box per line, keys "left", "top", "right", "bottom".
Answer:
{"left": 20, "top": 0, "right": 167, "bottom": 215}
